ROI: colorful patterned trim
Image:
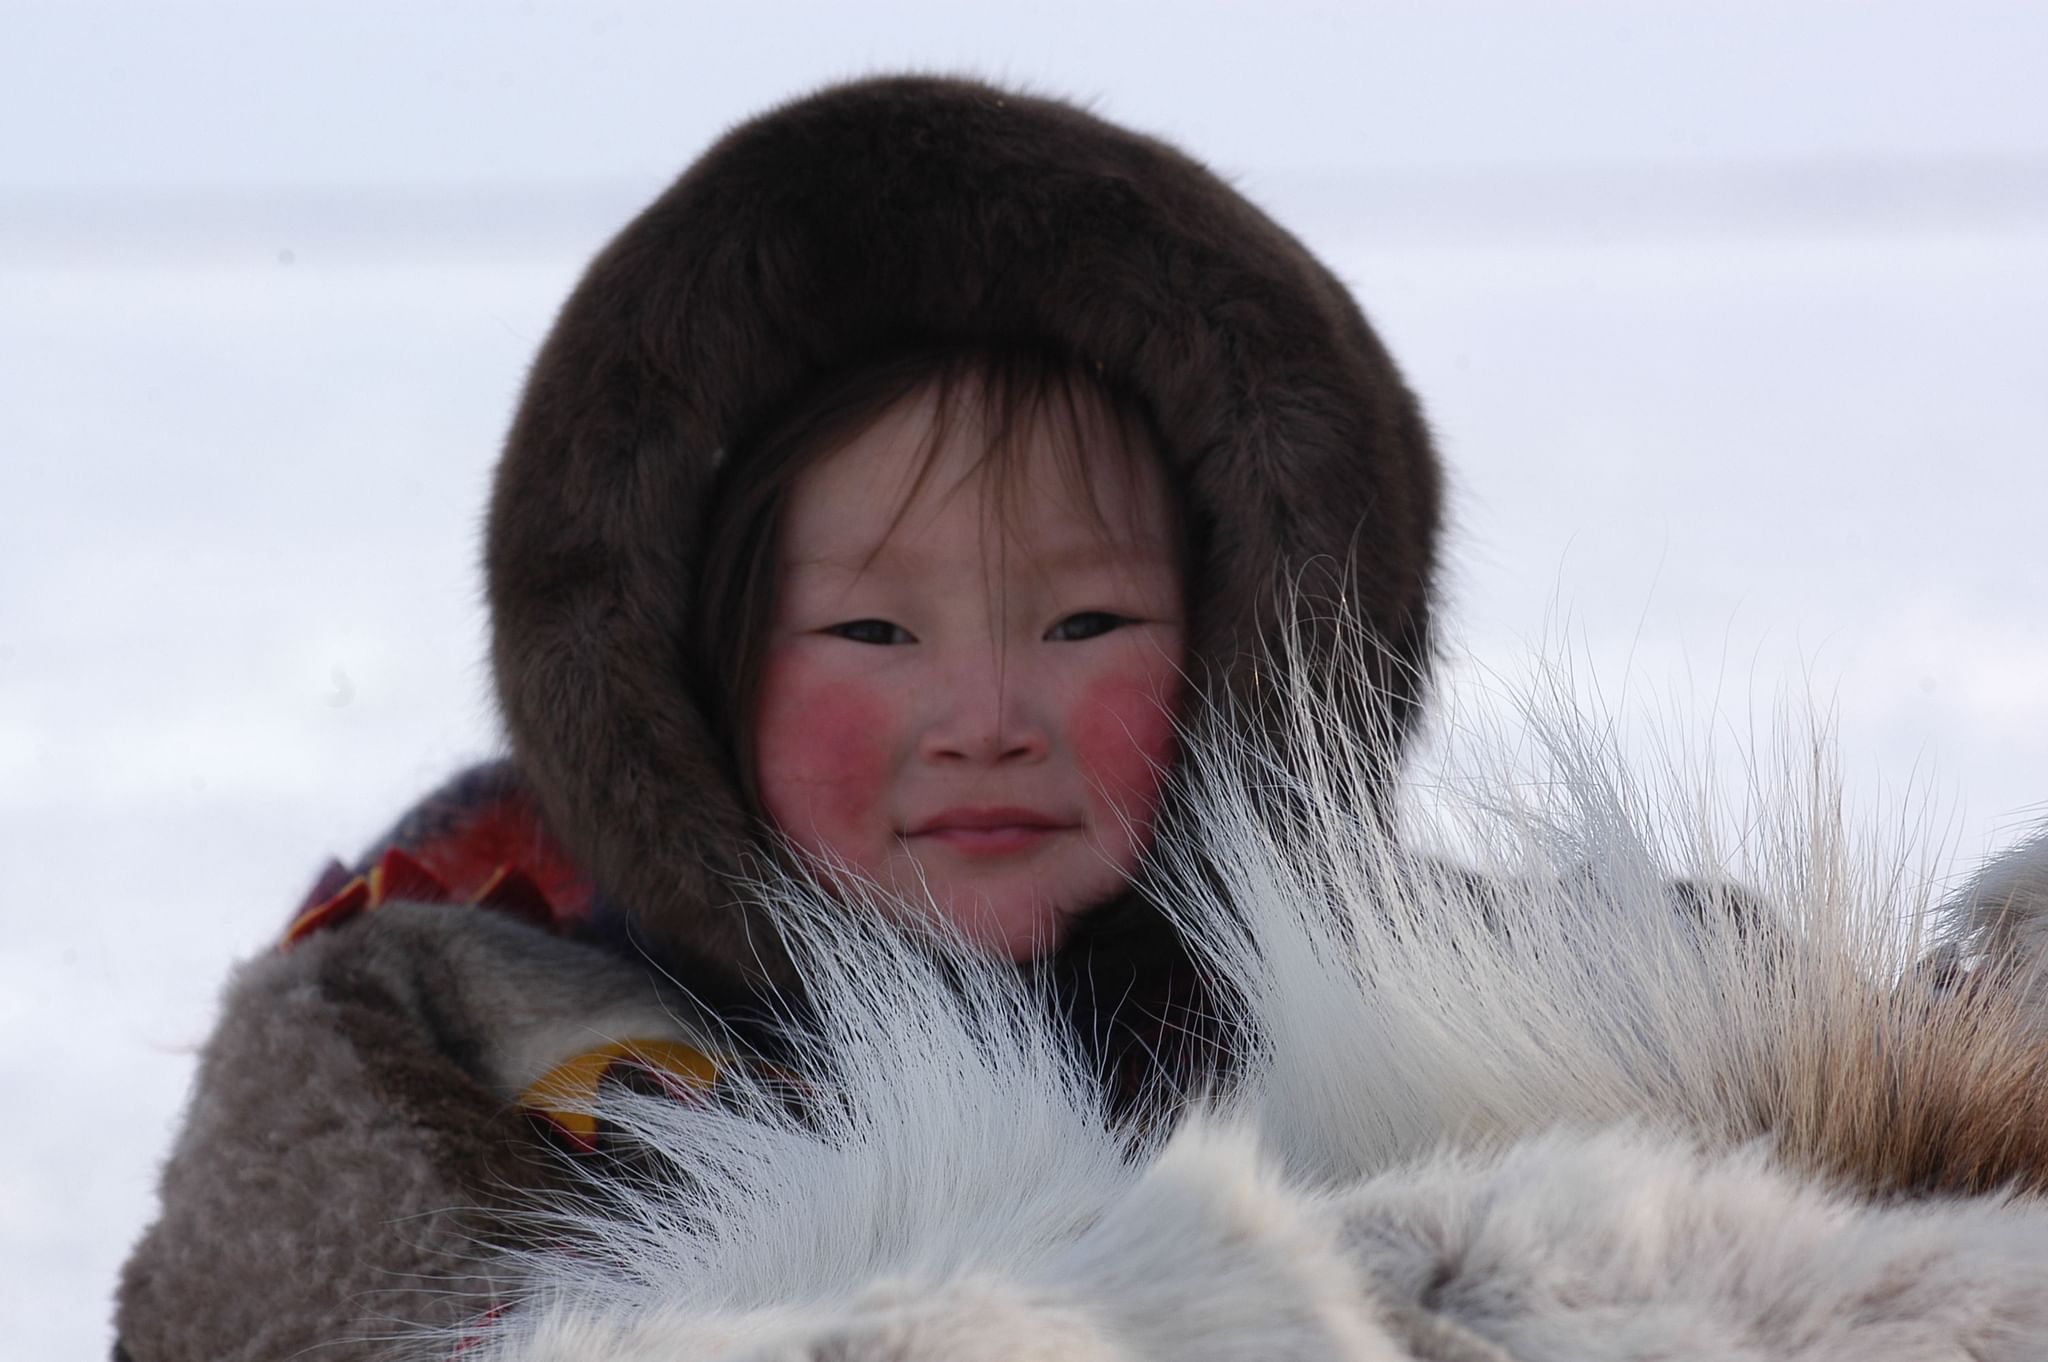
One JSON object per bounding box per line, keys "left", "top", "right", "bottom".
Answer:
{"left": 520, "top": 1037, "right": 722, "bottom": 1153}
{"left": 280, "top": 845, "right": 560, "bottom": 948}
{"left": 280, "top": 762, "right": 598, "bottom": 948}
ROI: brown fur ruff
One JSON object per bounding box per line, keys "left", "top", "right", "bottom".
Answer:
{"left": 1747, "top": 978, "right": 2048, "bottom": 1197}
{"left": 487, "top": 76, "right": 1442, "bottom": 987}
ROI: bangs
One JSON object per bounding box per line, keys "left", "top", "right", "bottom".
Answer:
{"left": 878, "top": 346, "right": 1168, "bottom": 566}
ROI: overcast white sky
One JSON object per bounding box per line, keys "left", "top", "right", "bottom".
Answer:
{"left": 8, "top": 0, "right": 2048, "bottom": 185}
{"left": 4, "top": 3, "right": 2046, "bottom": 1354}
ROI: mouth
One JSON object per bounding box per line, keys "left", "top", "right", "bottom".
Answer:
{"left": 906, "top": 807, "right": 1075, "bottom": 857}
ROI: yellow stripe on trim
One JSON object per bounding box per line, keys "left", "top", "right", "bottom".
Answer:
{"left": 520, "top": 1039, "right": 721, "bottom": 1140}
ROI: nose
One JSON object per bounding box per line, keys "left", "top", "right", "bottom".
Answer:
{"left": 917, "top": 651, "right": 1051, "bottom": 766}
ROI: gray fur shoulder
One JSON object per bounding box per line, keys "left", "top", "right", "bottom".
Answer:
{"left": 114, "top": 905, "right": 710, "bottom": 1362}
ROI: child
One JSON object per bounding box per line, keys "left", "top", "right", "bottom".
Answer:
{"left": 114, "top": 75, "right": 1441, "bottom": 1360}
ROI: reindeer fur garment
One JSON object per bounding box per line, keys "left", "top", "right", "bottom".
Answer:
{"left": 460, "top": 693, "right": 2048, "bottom": 1362}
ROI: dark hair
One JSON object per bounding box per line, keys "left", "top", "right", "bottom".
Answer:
{"left": 692, "top": 339, "right": 1182, "bottom": 811}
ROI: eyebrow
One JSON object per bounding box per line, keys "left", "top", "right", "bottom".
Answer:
{"left": 786, "top": 538, "right": 1178, "bottom": 577}
{"left": 1012, "top": 541, "right": 1179, "bottom": 574}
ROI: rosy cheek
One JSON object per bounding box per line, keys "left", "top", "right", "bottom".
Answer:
{"left": 754, "top": 650, "right": 894, "bottom": 867}
{"left": 1069, "top": 660, "right": 1182, "bottom": 848}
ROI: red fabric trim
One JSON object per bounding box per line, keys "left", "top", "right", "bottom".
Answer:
{"left": 280, "top": 774, "right": 596, "bottom": 949}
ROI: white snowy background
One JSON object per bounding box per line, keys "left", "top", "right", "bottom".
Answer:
{"left": 3, "top": 2, "right": 2043, "bottom": 1354}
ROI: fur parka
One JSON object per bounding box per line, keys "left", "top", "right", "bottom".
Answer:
{"left": 114, "top": 76, "right": 1443, "bottom": 1361}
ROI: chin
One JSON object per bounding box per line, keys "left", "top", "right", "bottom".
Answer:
{"left": 933, "top": 887, "right": 1078, "bottom": 962}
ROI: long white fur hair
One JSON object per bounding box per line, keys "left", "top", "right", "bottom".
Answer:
{"left": 449, "top": 643, "right": 2048, "bottom": 1361}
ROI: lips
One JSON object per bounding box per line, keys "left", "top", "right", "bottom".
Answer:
{"left": 906, "top": 806, "right": 1074, "bottom": 856}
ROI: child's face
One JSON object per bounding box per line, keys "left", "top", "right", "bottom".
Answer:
{"left": 754, "top": 387, "right": 1185, "bottom": 961}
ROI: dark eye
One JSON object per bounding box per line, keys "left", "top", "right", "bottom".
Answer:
{"left": 1046, "top": 611, "right": 1129, "bottom": 642}
{"left": 826, "top": 619, "right": 915, "bottom": 645}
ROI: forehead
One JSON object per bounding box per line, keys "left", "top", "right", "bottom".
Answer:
{"left": 780, "top": 383, "right": 1178, "bottom": 569}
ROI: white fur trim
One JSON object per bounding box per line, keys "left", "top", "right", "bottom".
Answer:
{"left": 452, "top": 671, "right": 2048, "bottom": 1361}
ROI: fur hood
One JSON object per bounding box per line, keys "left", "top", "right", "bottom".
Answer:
{"left": 485, "top": 75, "right": 1441, "bottom": 988}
